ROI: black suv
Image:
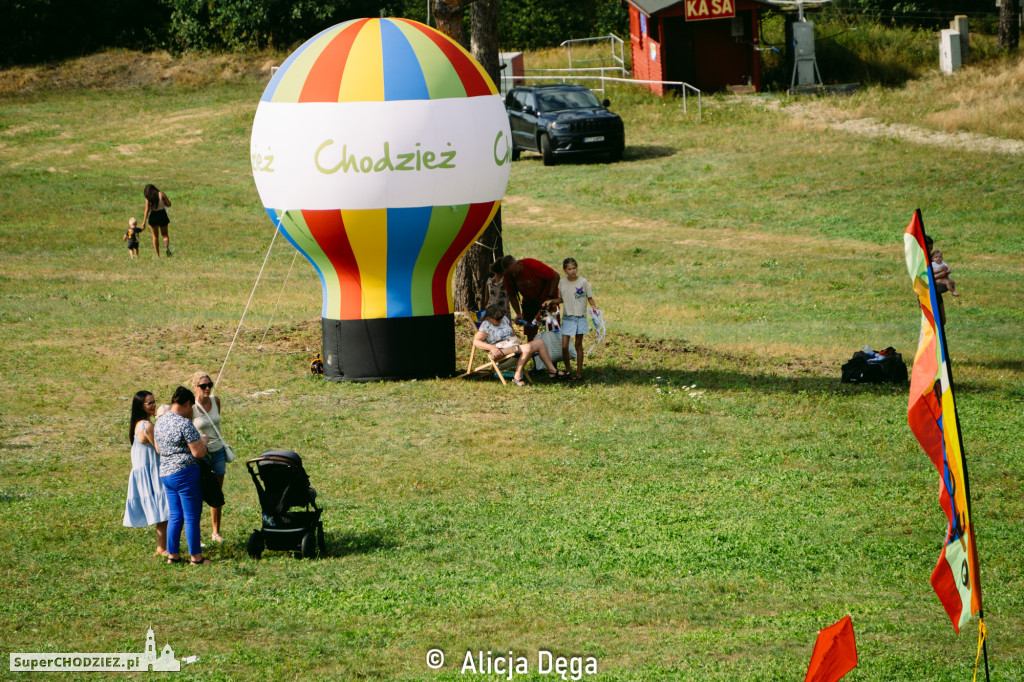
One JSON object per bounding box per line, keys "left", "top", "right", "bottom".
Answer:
{"left": 505, "top": 84, "right": 625, "bottom": 165}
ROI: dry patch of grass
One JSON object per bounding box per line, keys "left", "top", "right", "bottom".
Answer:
{"left": 837, "top": 53, "right": 1024, "bottom": 141}
{"left": 924, "top": 55, "right": 1024, "bottom": 138}
{"left": 0, "top": 49, "right": 280, "bottom": 95}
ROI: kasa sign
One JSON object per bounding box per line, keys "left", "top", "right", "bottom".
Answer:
{"left": 685, "top": 0, "right": 735, "bottom": 21}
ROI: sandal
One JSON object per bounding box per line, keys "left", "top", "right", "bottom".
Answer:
{"left": 547, "top": 370, "right": 568, "bottom": 380}
{"left": 512, "top": 375, "right": 527, "bottom": 386}
{"left": 211, "top": 533, "right": 224, "bottom": 543}
{"left": 166, "top": 557, "right": 185, "bottom": 565}
{"left": 190, "top": 557, "right": 213, "bottom": 566}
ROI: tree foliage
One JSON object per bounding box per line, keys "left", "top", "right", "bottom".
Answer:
{"left": 834, "top": 0, "right": 1000, "bottom": 29}
{"left": 497, "top": 0, "right": 628, "bottom": 50}
{"left": 160, "top": 0, "right": 408, "bottom": 52}
{"left": 1, "top": 0, "right": 166, "bottom": 65}
{"left": 2, "top": 0, "right": 625, "bottom": 65}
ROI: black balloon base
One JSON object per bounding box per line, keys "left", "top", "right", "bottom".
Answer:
{"left": 321, "top": 315, "right": 456, "bottom": 382}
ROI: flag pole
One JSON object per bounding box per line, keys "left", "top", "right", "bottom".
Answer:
{"left": 917, "top": 210, "right": 989, "bottom": 681}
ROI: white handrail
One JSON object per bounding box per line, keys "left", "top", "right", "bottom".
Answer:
{"left": 560, "top": 34, "right": 626, "bottom": 75}
{"left": 524, "top": 67, "right": 628, "bottom": 74}
{"left": 502, "top": 73, "right": 702, "bottom": 120}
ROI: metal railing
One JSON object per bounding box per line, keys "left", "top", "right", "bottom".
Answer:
{"left": 499, "top": 33, "right": 700, "bottom": 119}
{"left": 518, "top": 66, "right": 628, "bottom": 94}
{"left": 560, "top": 35, "right": 626, "bottom": 75}
{"left": 501, "top": 71, "right": 702, "bottom": 120}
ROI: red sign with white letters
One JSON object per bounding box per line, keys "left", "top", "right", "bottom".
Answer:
{"left": 685, "top": 0, "right": 736, "bottom": 21}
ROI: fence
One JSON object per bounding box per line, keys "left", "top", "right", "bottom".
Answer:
{"left": 503, "top": 70, "right": 702, "bottom": 119}
{"left": 561, "top": 35, "right": 626, "bottom": 74}
{"left": 499, "top": 34, "right": 702, "bottom": 119}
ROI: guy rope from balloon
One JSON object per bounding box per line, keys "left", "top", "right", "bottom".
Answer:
{"left": 215, "top": 214, "right": 284, "bottom": 389}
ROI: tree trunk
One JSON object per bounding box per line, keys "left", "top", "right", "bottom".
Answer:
{"left": 999, "top": 0, "right": 1020, "bottom": 51}
{"left": 450, "top": 0, "right": 505, "bottom": 313}
{"left": 471, "top": 0, "right": 501, "bottom": 85}
{"left": 433, "top": 0, "right": 466, "bottom": 49}
{"left": 453, "top": 211, "right": 504, "bottom": 314}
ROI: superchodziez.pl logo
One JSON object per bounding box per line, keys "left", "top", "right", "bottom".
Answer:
{"left": 10, "top": 628, "right": 185, "bottom": 672}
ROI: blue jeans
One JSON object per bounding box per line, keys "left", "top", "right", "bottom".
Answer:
{"left": 206, "top": 446, "right": 227, "bottom": 476}
{"left": 161, "top": 465, "right": 202, "bottom": 556}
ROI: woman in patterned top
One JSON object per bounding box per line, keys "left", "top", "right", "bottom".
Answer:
{"left": 154, "top": 386, "right": 211, "bottom": 565}
{"left": 473, "top": 303, "right": 566, "bottom": 386}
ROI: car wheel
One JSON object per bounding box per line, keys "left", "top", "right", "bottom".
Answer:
{"left": 247, "top": 530, "right": 263, "bottom": 560}
{"left": 540, "top": 134, "right": 556, "bottom": 166}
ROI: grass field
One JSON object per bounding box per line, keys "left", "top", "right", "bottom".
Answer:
{"left": 1, "top": 48, "right": 1023, "bottom": 681}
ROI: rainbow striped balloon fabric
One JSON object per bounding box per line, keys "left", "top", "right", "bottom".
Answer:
{"left": 251, "top": 18, "right": 511, "bottom": 321}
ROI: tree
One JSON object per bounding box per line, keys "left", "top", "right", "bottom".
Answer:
{"left": 471, "top": 0, "right": 501, "bottom": 80}
{"left": 433, "top": 0, "right": 467, "bottom": 47}
{"left": 999, "top": 0, "right": 1020, "bottom": 51}
{"left": 437, "top": 0, "right": 506, "bottom": 312}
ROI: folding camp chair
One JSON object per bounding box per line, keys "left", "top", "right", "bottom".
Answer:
{"left": 458, "top": 309, "right": 532, "bottom": 385}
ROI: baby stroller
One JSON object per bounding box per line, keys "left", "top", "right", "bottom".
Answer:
{"left": 246, "top": 449, "right": 325, "bottom": 560}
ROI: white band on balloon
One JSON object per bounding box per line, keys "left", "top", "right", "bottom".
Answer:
{"left": 251, "top": 97, "right": 512, "bottom": 211}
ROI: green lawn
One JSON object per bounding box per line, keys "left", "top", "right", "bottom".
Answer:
{"left": 1, "top": 60, "right": 1022, "bottom": 681}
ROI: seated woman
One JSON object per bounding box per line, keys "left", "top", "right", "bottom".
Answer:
{"left": 473, "top": 304, "right": 567, "bottom": 386}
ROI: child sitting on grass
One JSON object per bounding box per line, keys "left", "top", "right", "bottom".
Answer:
{"left": 931, "top": 249, "right": 959, "bottom": 296}
{"left": 123, "top": 217, "right": 142, "bottom": 259}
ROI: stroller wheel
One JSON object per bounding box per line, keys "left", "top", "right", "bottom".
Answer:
{"left": 301, "top": 530, "right": 317, "bottom": 559}
{"left": 317, "top": 523, "right": 326, "bottom": 557}
{"left": 247, "top": 530, "right": 264, "bottom": 560}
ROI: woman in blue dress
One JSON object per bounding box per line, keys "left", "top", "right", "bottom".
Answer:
{"left": 123, "top": 391, "right": 169, "bottom": 555}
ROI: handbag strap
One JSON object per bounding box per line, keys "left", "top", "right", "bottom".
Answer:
{"left": 193, "top": 398, "right": 227, "bottom": 445}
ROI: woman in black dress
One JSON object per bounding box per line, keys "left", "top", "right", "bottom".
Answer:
{"left": 142, "top": 184, "right": 173, "bottom": 257}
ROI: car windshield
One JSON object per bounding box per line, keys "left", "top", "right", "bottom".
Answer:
{"left": 535, "top": 89, "right": 602, "bottom": 112}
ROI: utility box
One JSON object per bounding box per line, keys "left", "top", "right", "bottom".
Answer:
{"left": 939, "top": 29, "right": 962, "bottom": 74}
{"left": 792, "top": 21, "right": 818, "bottom": 86}
{"left": 498, "top": 52, "right": 524, "bottom": 96}
{"left": 951, "top": 15, "right": 969, "bottom": 62}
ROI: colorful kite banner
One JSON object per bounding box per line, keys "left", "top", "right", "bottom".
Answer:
{"left": 903, "top": 209, "right": 983, "bottom": 634}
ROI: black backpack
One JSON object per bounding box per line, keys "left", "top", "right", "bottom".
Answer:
{"left": 841, "top": 347, "right": 908, "bottom": 384}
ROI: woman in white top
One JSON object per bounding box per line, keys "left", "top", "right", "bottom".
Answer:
{"left": 473, "top": 304, "right": 566, "bottom": 386}
{"left": 191, "top": 371, "right": 226, "bottom": 542}
{"left": 124, "top": 390, "right": 169, "bottom": 555}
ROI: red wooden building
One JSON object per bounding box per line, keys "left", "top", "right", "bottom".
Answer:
{"left": 626, "top": 0, "right": 768, "bottom": 93}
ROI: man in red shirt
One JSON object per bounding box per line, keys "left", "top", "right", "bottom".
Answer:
{"left": 501, "top": 255, "right": 560, "bottom": 341}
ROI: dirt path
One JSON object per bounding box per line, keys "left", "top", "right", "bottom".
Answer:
{"left": 782, "top": 102, "right": 1024, "bottom": 155}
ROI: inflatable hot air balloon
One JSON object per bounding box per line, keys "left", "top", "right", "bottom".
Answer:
{"left": 251, "top": 18, "right": 512, "bottom": 381}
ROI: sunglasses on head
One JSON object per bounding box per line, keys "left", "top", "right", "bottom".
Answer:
{"left": 197, "top": 383, "right": 213, "bottom": 390}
